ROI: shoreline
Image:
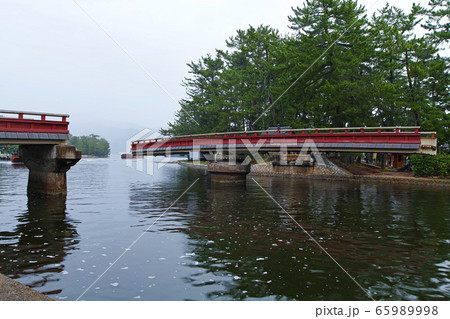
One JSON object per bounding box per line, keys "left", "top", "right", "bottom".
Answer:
{"left": 248, "top": 171, "right": 450, "bottom": 186}
{"left": 178, "top": 161, "right": 450, "bottom": 186}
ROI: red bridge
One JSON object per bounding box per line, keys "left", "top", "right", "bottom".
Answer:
{"left": 0, "top": 109, "right": 81, "bottom": 195}
{"left": 0, "top": 109, "right": 70, "bottom": 144}
{"left": 132, "top": 126, "right": 437, "bottom": 156}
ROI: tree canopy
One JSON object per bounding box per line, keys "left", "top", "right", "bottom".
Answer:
{"left": 69, "top": 134, "right": 110, "bottom": 157}
{"left": 162, "top": 0, "right": 449, "bottom": 148}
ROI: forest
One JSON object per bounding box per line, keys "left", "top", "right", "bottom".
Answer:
{"left": 162, "top": 0, "right": 449, "bottom": 148}
{"left": 69, "top": 134, "right": 110, "bottom": 158}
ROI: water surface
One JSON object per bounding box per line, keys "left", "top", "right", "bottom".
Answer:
{"left": 0, "top": 159, "right": 449, "bottom": 300}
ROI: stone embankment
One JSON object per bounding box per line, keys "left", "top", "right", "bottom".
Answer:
{"left": 177, "top": 161, "right": 207, "bottom": 171}
{"left": 178, "top": 159, "right": 450, "bottom": 186}
{"left": 0, "top": 273, "right": 53, "bottom": 301}
{"left": 249, "top": 158, "right": 450, "bottom": 186}
{"left": 250, "top": 157, "right": 351, "bottom": 179}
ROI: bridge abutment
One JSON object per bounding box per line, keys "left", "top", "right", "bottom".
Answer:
{"left": 19, "top": 144, "right": 81, "bottom": 196}
{"left": 208, "top": 162, "right": 250, "bottom": 183}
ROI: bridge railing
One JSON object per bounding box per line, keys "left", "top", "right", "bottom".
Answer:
{"left": 0, "top": 109, "right": 70, "bottom": 134}
{"left": 0, "top": 109, "right": 69, "bottom": 122}
{"left": 133, "top": 126, "right": 435, "bottom": 145}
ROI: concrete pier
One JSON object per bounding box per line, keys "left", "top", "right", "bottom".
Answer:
{"left": 19, "top": 144, "right": 81, "bottom": 196}
{"left": 208, "top": 162, "right": 250, "bottom": 183}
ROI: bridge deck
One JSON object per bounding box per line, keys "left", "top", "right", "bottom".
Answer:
{"left": 132, "top": 127, "right": 437, "bottom": 156}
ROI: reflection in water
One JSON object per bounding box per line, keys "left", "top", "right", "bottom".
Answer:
{"left": 180, "top": 180, "right": 364, "bottom": 300}
{"left": 127, "top": 172, "right": 450, "bottom": 300}
{"left": 0, "top": 195, "right": 79, "bottom": 295}
{"left": 1, "top": 160, "right": 449, "bottom": 300}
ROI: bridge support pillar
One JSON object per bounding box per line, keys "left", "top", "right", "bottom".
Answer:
{"left": 19, "top": 145, "right": 82, "bottom": 196}
{"left": 208, "top": 162, "right": 250, "bottom": 183}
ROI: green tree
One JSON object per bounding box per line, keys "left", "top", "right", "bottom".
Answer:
{"left": 162, "top": 25, "right": 281, "bottom": 135}
{"left": 69, "top": 135, "right": 80, "bottom": 147}
{"left": 162, "top": 54, "right": 226, "bottom": 135}
{"left": 221, "top": 25, "right": 281, "bottom": 130}
{"left": 369, "top": 4, "right": 411, "bottom": 126}
{"left": 69, "top": 134, "right": 110, "bottom": 157}
{"left": 162, "top": 0, "right": 449, "bottom": 150}
{"left": 286, "top": 0, "right": 373, "bottom": 127}
{"left": 423, "top": 0, "right": 450, "bottom": 47}
{"left": 422, "top": 0, "right": 450, "bottom": 147}
{"left": 369, "top": 3, "right": 449, "bottom": 146}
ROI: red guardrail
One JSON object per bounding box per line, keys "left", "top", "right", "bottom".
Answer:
{"left": 132, "top": 127, "right": 434, "bottom": 152}
{"left": 0, "top": 110, "right": 70, "bottom": 134}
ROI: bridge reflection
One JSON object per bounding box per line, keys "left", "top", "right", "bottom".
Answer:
{"left": 0, "top": 195, "right": 79, "bottom": 296}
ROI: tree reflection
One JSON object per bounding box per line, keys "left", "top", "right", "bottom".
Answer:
{"left": 127, "top": 170, "right": 450, "bottom": 300}
{"left": 179, "top": 180, "right": 360, "bottom": 300}
{"left": 179, "top": 179, "right": 446, "bottom": 300}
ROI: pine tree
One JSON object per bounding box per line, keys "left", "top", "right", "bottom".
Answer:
{"left": 369, "top": 4, "right": 410, "bottom": 126}
{"left": 287, "top": 0, "right": 372, "bottom": 127}
{"left": 162, "top": 54, "right": 226, "bottom": 135}
{"left": 162, "top": 0, "right": 449, "bottom": 149}
{"left": 423, "top": 0, "right": 450, "bottom": 47}
{"left": 222, "top": 25, "right": 281, "bottom": 130}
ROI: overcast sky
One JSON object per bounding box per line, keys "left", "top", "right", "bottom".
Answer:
{"left": 0, "top": 0, "right": 432, "bottom": 153}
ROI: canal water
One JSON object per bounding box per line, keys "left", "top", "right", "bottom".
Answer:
{"left": 0, "top": 158, "right": 449, "bottom": 301}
